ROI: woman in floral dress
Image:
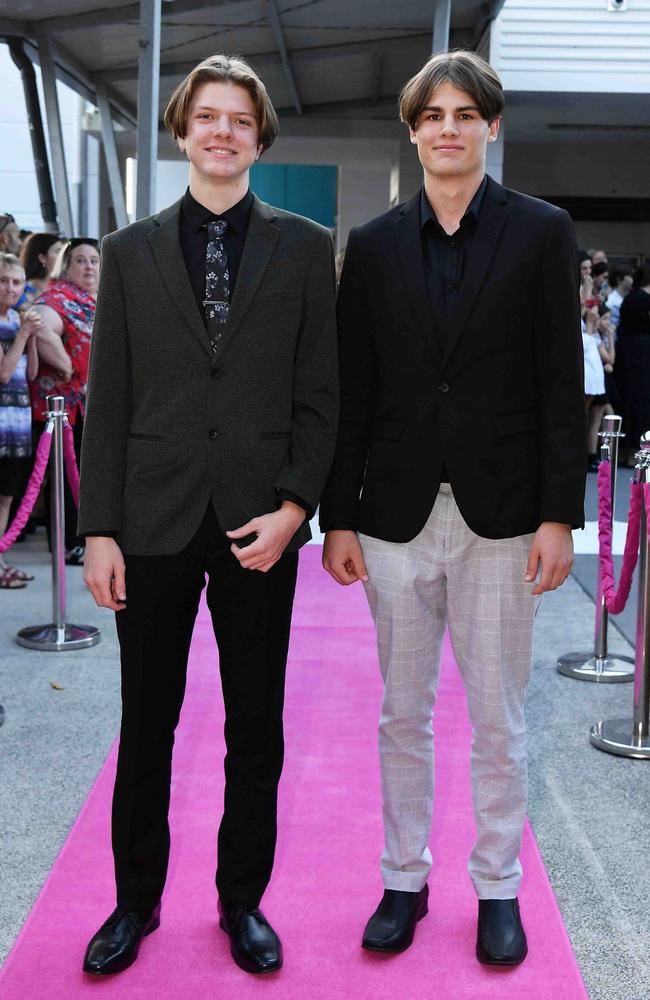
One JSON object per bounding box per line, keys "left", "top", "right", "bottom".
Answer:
{"left": 0, "top": 253, "right": 40, "bottom": 588}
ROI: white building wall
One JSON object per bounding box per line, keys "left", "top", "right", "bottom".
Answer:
{"left": 0, "top": 43, "right": 85, "bottom": 234}
{"left": 492, "top": 0, "right": 650, "bottom": 93}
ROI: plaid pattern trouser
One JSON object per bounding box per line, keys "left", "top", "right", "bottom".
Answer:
{"left": 359, "top": 484, "right": 540, "bottom": 900}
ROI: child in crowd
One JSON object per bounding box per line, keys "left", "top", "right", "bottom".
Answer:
{"left": 0, "top": 253, "right": 41, "bottom": 588}
{"left": 583, "top": 300, "right": 615, "bottom": 471}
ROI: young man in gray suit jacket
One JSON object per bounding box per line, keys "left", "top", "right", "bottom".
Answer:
{"left": 79, "top": 55, "right": 338, "bottom": 977}
{"left": 321, "top": 51, "right": 584, "bottom": 965}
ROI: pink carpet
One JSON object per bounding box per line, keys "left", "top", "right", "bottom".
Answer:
{"left": 0, "top": 547, "right": 587, "bottom": 999}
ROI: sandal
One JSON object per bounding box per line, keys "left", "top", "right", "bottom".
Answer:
{"left": 4, "top": 566, "right": 34, "bottom": 582}
{"left": 0, "top": 566, "right": 27, "bottom": 589}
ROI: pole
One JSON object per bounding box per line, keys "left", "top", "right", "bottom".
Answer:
{"left": 51, "top": 396, "right": 66, "bottom": 639}
{"left": 17, "top": 397, "right": 101, "bottom": 652}
{"left": 432, "top": 0, "right": 452, "bottom": 53}
{"left": 7, "top": 38, "right": 58, "bottom": 231}
{"left": 36, "top": 30, "right": 74, "bottom": 237}
{"left": 591, "top": 432, "right": 650, "bottom": 758}
{"left": 135, "top": 0, "right": 161, "bottom": 220}
{"left": 557, "top": 414, "right": 634, "bottom": 681}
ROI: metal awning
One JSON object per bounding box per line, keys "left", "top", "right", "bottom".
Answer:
{"left": 0, "top": 0, "right": 506, "bottom": 227}
{"left": 0, "top": 0, "right": 505, "bottom": 122}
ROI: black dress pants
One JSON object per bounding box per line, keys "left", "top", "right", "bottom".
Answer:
{"left": 112, "top": 503, "right": 299, "bottom": 914}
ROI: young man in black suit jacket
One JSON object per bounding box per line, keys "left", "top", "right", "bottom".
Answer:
{"left": 79, "top": 55, "right": 338, "bottom": 976}
{"left": 321, "top": 51, "right": 584, "bottom": 965}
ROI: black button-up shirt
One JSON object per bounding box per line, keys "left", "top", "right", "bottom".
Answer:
{"left": 420, "top": 176, "right": 487, "bottom": 484}
{"left": 179, "top": 186, "right": 253, "bottom": 321}
{"left": 420, "top": 174, "right": 487, "bottom": 349}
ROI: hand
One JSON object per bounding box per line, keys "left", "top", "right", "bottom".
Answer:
{"left": 322, "top": 530, "right": 369, "bottom": 586}
{"left": 83, "top": 537, "right": 127, "bottom": 611}
{"left": 226, "top": 501, "right": 306, "bottom": 572}
{"left": 20, "top": 309, "right": 42, "bottom": 339}
{"left": 525, "top": 522, "right": 574, "bottom": 596}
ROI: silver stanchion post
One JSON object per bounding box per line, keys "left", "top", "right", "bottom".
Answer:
{"left": 557, "top": 413, "right": 634, "bottom": 681}
{"left": 17, "top": 396, "right": 101, "bottom": 651}
{"left": 591, "top": 432, "right": 650, "bottom": 758}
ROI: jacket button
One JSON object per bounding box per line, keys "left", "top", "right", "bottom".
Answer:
{"left": 438, "top": 382, "right": 450, "bottom": 393}
{"left": 208, "top": 429, "right": 219, "bottom": 440}
{"left": 211, "top": 366, "right": 222, "bottom": 380}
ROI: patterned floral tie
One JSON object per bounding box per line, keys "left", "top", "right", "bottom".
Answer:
{"left": 204, "top": 219, "right": 229, "bottom": 354}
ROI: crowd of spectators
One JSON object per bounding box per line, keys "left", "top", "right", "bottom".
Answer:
{"left": 0, "top": 214, "right": 98, "bottom": 588}
{"left": 580, "top": 246, "right": 650, "bottom": 470}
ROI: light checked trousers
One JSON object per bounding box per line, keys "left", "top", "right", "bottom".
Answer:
{"left": 359, "top": 484, "right": 540, "bottom": 900}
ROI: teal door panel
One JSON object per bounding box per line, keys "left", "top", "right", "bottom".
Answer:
{"left": 251, "top": 163, "right": 336, "bottom": 229}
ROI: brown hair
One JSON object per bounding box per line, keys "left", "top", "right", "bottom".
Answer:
{"left": 20, "top": 232, "right": 66, "bottom": 281}
{"left": 399, "top": 50, "right": 504, "bottom": 130}
{"left": 52, "top": 238, "right": 99, "bottom": 281}
{"left": 163, "top": 54, "right": 279, "bottom": 152}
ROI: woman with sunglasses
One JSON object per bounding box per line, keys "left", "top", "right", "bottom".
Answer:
{"left": 31, "top": 239, "right": 100, "bottom": 564}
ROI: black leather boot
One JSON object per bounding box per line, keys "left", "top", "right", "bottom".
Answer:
{"left": 362, "top": 885, "right": 429, "bottom": 953}
{"left": 476, "top": 898, "right": 527, "bottom": 965}
{"left": 83, "top": 904, "right": 161, "bottom": 975}
{"left": 218, "top": 900, "right": 282, "bottom": 974}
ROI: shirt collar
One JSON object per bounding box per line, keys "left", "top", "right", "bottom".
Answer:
{"left": 420, "top": 174, "right": 488, "bottom": 233}
{"left": 181, "top": 187, "right": 254, "bottom": 235}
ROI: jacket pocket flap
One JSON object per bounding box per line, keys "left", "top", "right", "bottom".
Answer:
{"left": 260, "top": 431, "right": 291, "bottom": 439}
{"left": 495, "top": 410, "right": 538, "bottom": 436}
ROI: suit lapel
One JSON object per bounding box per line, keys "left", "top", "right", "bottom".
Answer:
{"left": 393, "top": 193, "right": 441, "bottom": 366}
{"left": 148, "top": 199, "right": 213, "bottom": 357}
{"left": 444, "top": 177, "right": 510, "bottom": 363}
{"left": 214, "top": 195, "right": 280, "bottom": 359}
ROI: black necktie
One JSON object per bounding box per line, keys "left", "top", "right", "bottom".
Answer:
{"left": 204, "top": 219, "right": 229, "bottom": 354}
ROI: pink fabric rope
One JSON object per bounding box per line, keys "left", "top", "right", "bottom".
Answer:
{"left": 63, "top": 422, "right": 79, "bottom": 508}
{"left": 597, "top": 460, "right": 643, "bottom": 614}
{"left": 0, "top": 427, "right": 54, "bottom": 554}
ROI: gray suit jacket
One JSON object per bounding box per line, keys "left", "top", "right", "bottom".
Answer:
{"left": 78, "top": 195, "right": 339, "bottom": 555}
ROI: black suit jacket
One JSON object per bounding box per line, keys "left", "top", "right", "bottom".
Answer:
{"left": 78, "top": 195, "right": 339, "bottom": 555}
{"left": 319, "top": 177, "right": 585, "bottom": 541}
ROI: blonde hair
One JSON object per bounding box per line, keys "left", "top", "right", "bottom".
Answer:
{"left": 164, "top": 53, "right": 279, "bottom": 152}
{"left": 399, "top": 50, "right": 504, "bottom": 130}
{"left": 0, "top": 252, "right": 25, "bottom": 277}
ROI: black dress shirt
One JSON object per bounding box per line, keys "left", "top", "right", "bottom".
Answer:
{"left": 420, "top": 176, "right": 487, "bottom": 484}
{"left": 420, "top": 174, "right": 487, "bottom": 349}
{"left": 179, "top": 186, "right": 253, "bottom": 320}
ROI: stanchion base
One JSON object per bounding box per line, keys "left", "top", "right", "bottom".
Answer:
{"left": 16, "top": 624, "right": 101, "bottom": 651}
{"left": 557, "top": 651, "right": 634, "bottom": 682}
{"left": 590, "top": 718, "right": 650, "bottom": 759}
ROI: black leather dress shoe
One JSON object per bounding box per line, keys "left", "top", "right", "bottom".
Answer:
{"left": 218, "top": 900, "right": 282, "bottom": 974}
{"left": 83, "top": 904, "right": 161, "bottom": 975}
{"left": 362, "top": 885, "right": 429, "bottom": 953}
{"left": 476, "top": 898, "right": 528, "bottom": 966}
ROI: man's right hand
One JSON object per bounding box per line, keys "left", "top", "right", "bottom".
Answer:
{"left": 322, "top": 530, "right": 369, "bottom": 586}
{"left": 83, "top": 537, "right": 127, "bottom": 611}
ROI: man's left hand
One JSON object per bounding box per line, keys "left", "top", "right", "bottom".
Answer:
{"left": 526, "top": 522, "right": 574, "bottom": 595}
{"left": 227, "top": 501, "right": 306, "bottom": 573}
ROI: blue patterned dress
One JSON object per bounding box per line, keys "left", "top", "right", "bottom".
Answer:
{"left": 0, "top": 309, "right": 32, "bottom": 496}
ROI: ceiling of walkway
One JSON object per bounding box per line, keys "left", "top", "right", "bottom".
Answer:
{"left": 0, "top": 0, "right": 504, "bottom": 124}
